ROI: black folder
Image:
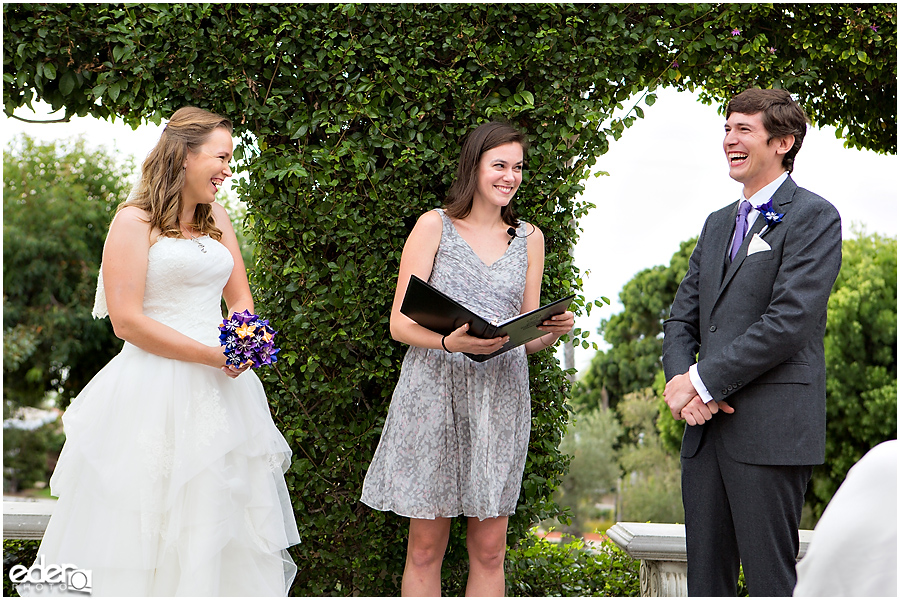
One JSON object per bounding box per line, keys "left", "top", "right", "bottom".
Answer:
{"left": 400, "top": 274, "right": 576, "bottom": 362}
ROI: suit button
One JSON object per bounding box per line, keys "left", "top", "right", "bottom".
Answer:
{"left": 721, "top": 389, "right": 728, "bottom": 396}
{"left": 709, "top": 325, "right": 717, "bottom": 332}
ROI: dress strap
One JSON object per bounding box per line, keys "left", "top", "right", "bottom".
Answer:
{"left": 91, "top": 267, "right": 109, "bottom": 319}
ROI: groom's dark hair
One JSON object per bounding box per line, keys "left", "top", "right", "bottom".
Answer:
{"left": 727, "top": 88, "right": 809, "bottom": 172}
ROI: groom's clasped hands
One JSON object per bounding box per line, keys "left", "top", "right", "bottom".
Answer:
{"left": 664, "top": 372, "right": 734, "bottom": 426}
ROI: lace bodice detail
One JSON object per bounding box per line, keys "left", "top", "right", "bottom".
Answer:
{"left": 92, "top": 236, "right": 234, "bottom": 346}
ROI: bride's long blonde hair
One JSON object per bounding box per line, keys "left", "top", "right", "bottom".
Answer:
{"left": 118, "top": 106, "right": 233, "bottom": 240}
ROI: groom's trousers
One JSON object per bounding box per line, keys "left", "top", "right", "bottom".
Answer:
{"left": 681, "top": 416, "right": 813, "bottom": 597}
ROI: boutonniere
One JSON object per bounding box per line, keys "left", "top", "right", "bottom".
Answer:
{"left": 756, "top": 199, "right": 785, "bottom": 236}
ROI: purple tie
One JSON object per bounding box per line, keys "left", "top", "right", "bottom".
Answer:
{"left": 730, "top": 200, "right": 752, "bottom": 261}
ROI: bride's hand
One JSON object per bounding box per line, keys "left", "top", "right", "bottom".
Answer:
{"left": 222, "top": 363, "right": 251, "bottom": 379}
{"left": 209, "top": 346, "right": 249, "bottom": 378}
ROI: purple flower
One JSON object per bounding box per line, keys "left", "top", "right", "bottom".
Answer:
{"left": 731, "top": 28, "right": 741, "bottom": 36}
{"left": 671, "top": 59, "right": 679, "bottom": 68}
{"left": 256, "top": 345, "right": 280, "bottom": 367}
{"left": 871, "top": 24, "right": 879, "bottom": 32}
{"left": 221, "top": 333, "right": 238, "bottom": 349}
{"left": 768, "top": 47, "right": 776, "bottom": 54}
{"left": 232, "top": 309, "right": 256, "bottom": 325}
{"left": 756, "top": 199, "right": 785, "bottom": 229}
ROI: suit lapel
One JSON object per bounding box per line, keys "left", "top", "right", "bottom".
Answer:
{"left": 707, "top": 201, "right": 739, "bottom": 295}
{"left": 714, "top": 176, "right": 798, "bottom": 301}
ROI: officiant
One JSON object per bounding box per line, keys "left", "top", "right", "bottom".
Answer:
{"left": 360, "top": 121, "right": 574, "bottom": 596}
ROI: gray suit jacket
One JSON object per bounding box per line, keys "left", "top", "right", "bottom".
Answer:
{"left": 663, "top": 176, "right": 842, "bottom": 466}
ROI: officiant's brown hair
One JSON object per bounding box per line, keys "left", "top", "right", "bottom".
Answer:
{"left": 444, "top": 122, "right": 529, "bottom": 228}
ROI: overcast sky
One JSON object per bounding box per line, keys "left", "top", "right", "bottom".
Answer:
{"left": 4, "top": 88, "right": 897, "bottom": 373}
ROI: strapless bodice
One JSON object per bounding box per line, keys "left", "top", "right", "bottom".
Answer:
{"left": 140, "top": 236, "right": 234, "bottom": 345}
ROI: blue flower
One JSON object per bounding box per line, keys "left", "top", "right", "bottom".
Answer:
{"left": 756, "top": 199, "right": 785, "bottom": 229}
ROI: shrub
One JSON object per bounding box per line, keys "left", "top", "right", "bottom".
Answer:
{"left": 505, "top": 530, "right": 640, "bottom": 597}
{"left": 3, "top": 539, "right": 39, "bottom": 597}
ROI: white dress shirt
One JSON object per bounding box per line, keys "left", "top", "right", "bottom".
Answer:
{"left": 689, "top": 171, "right": 790, "bottom": 403}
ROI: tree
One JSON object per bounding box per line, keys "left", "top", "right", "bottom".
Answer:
{"left": 3, "top": 4, "right": 895, "bottom": 595}
{"left": 617, "top": 387, "right": 684, "bottom": 524}
{"left": 810, "top": 230, "right": 897, "bottom": 519}
{"left": 586, "top": 230, "right": 898, "bottom": 526}
{"left": 574, "top": 238, "right": 695, "bottom": 410}
{"left": 5, "top": 4, "right": 894, "bottom": 153}
{"left": 554, "top": 407, "right": 622, "bottom": 535}
{"left": 3, "top": 136, "right": 130, "bottom": 493}
{"left": 3, "top": 136, "right": 128, "bottom": 410}
{"left": 638, "top": 231, "right": 898, "bottom": 525}
{"left": 3, "top": 419, "right": 65, "bottom": 494}
{"left": 641, "top": 4, "right": 896, "bottom": 154}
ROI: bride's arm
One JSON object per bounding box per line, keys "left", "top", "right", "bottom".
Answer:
{"left": 214, "top": 202, "right": 254, "bottom": 316}
{"left": 103, "top": 206, "right": 227, "bottom": 369}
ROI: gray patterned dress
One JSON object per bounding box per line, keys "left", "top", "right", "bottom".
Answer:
{"left": 360, "top": 209, "right": 532, "bottom": 521}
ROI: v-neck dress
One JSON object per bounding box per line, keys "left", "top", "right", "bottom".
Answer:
{"left": 360, "top": 209, "right": 532, "bottom": 520}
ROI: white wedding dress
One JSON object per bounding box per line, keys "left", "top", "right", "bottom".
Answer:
{"left": 20, "top": 235, "right": 300, "bottom": 596}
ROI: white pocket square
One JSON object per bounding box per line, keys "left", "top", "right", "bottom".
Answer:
{"left": 747, "top": 233, "right": 771, "bottom": 256}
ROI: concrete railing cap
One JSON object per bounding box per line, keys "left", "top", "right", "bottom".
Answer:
{"left": 608, "top": 521, "right": 813, "bottom": 562}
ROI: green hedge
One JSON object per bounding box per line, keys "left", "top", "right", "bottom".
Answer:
{"left": 240, "top": 6, "right": 624, "bottom": 592}
{"left": 5, "top": 534, "right": 643, "bottom": 597}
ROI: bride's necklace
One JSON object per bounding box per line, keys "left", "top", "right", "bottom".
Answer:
{"left": 182, "top": 224, "right": 207, "bottom": 253}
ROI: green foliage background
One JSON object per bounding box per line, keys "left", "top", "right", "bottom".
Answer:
{"left": 554, "top": 406, "right": 622, "bottom": 534}
{"left": 3, "top": 137, "right": 129, "bottom": 410}
{"left": 576, "top": 232, "right": 898, "bottom": 528}
{"left": 3, "top": 3, "right": 896, "bottom": 595}
{"left": 812, "top": 231, "right": 898, "bottom": 519}
{"left": 505, "top": 533, "right": 640, "bottom": 597}
{"left": 574, "top": 238, "right": 696, "bottom": 410}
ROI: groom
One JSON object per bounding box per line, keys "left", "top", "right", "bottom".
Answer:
{"left": 662, "top": 88, "right": 842, "bottom": 596}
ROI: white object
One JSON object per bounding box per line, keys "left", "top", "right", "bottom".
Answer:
{"left": 746, "top": 233, "right": 772, "bottom": 256}
{"left": 794, "top": 440, "right": 898, "bottom": 597}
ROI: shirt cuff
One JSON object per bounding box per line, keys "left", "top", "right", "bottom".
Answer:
{"left": 689, "top": 364, "right": 715, "bottom": 404}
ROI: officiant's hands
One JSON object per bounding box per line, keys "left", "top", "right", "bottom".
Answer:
{"left": 443, "top": 323, "right": 509, "bottom": 355}
{"left": 537, "top": 311, "right": 575, "bottom": 336}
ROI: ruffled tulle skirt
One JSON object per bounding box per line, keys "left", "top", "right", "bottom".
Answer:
{"left": 18, "top": 343, "right": 300, "bottom": 596}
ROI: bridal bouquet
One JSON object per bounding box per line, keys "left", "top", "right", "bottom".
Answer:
{"left": 218, "top": 310, "right": 280, "bottom": 369}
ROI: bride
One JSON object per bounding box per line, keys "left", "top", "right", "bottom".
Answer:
{"left": 17, "top": 107, "right": 300, "bottom": 596}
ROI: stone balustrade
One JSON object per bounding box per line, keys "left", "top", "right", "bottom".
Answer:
{"left": 607, "top": 521, "right": 814, "bottom": 597}
{"left": 6, "top": 503, "right": 819, "bottom": 597}
{"left": 3, "top": 499, "right": 55, "bottom": 540}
